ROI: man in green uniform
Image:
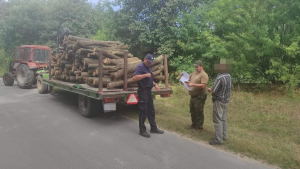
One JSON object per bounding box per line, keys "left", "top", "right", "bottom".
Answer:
{"left": 187, "top": 61, "right": 209, "bottom": 130}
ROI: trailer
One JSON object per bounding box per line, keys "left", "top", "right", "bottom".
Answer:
{"left": 37, "top": 52, "right": 172, "bottom": 117}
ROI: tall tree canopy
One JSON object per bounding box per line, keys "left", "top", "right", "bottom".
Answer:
{"left": 1, "top": 0, "right": 299, "bottom": 86}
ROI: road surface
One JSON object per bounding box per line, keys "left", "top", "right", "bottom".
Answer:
{"left": 0, "top": 79, "right": 275, "bottom": 169}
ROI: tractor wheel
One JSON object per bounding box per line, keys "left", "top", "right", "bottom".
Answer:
{"left": 3, "top": 72, "right": 14, "bottom": 86}
{"left": 16, "top": 64, "right": 34, "bottom": 89}
{"left": 37, "top": 76, "right": 48, "bottom": 94}
{"left": 78, "top": 95, "right": 102, "bottom": 118}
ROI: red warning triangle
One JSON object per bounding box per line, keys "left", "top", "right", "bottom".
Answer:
{"left": 127, "top": 94, "right": 139, "bottom": 105}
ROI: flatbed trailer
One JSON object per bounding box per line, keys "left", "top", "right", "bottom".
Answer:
{"left": 37, "top": 52, "right": 172, "bottom": 117}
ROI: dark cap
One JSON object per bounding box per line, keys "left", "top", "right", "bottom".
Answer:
{"left": 145, "top": 54, "right": 154, "bottom": 64}
{"left": 194, "top": 60, "right": 204, "bottom": 66}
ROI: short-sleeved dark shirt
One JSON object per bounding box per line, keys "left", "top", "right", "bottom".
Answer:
{"left": 134, "top": 62, "right": 153, "bottom": 88}
{"left": 211, "top": 73, "right": 232, "bottom": 103}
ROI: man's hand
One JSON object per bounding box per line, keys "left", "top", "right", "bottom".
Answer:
{"left": 154, "top": 84, "right": 160, "bottom": 91}
{"left": 188, "top": 83, "right": 194, "bottom": 87}
{"left": 144, "top": 73, "right": 151, "bottom": 78}
{"left": 208, "top": 88, "right": 212, "bottom": 93}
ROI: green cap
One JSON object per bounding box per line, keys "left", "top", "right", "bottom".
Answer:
{"left": 194, "top": 60, "right": 204, "bottom": 66}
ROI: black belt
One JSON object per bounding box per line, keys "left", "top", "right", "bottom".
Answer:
{"left": 191, "top": 93, "right": 207, "bottom": 98}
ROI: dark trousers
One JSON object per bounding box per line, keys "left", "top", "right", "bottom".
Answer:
{"left": 138, "top": 88, "right": 157, "bottom": 133}
{"left": 190, "top": 94, "right": 207, "bottom": 129}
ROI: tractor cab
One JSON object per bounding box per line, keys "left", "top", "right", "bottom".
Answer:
{"left": 3, "top": 45, "right": 52, "bottom": 88}
{"left": 13, "top": 45, "right": 52, "bottom": 70}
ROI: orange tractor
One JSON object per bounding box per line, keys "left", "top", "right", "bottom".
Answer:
{"left": 3, "top": 45, "right": 52, "bottom": 89}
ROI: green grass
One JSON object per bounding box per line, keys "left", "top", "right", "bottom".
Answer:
{"left": 119, "top": 84, "right": 300, "bottom": 169}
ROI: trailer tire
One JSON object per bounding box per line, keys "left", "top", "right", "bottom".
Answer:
{"left": 78, "top": 95, "right": 102, "bottom": 118}
{"left": 3, "top": 72, "right": 14, "bottom": 86}
{"left": 37, "top": 76, "right": 48, "bottom": 94}
{"left": 16, "top": 64, "right": 34, "bottom": 89}
{"left": 48, "top": 85, "right": 53, "bottom": 93}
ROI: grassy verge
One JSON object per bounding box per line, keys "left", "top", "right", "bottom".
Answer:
{"left": 119, "top": 84, "right": 300, "bottom": 169}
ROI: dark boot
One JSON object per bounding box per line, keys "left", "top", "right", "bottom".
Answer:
{"left": 150, "top": 128, "right": 164, "bottom": 134}
{"left": 209, "top": 140, "right": 222, "bottom": 145}
{"left": 140, "top": 131, "right": 151, "bottom": 138}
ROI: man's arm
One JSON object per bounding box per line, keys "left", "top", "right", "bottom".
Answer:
{"left": 153, "top": 81, "right": 160, "bottom": 90}
{"left": 189, "top": 73, "right": 208, "bottom": 89}
{"left": 190, "top": 83, "right": 207, "bottom": 88}
{"left": 133, "top": 73, "right": 151, "bottom": 81}
{"left": 208, "top": 78, "right": 221, "bottom": 93}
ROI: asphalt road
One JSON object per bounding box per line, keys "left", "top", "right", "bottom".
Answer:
{"left": 0, "top": 79, "right": 275, "bottom": 169}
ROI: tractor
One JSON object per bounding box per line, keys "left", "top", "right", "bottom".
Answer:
{"left": 3, "top": 45, "right": 52, "bottom": 89}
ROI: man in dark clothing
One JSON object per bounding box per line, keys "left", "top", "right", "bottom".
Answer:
{"left": 208, "top": 59, "right": 232, "bottom": 145}
{"left": 133, "top": 54, "right": 164, "bottom": 138}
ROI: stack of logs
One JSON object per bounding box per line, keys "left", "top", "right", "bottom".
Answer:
{"left": 51, "top": 35, "right": 166, "bottom": 89}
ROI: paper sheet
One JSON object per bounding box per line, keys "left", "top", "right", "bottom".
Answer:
{"left": 180, "top": 71, "right": 191, "bottom": 91}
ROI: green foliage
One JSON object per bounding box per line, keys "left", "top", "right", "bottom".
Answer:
{"left": 1, "top": 0, "right": 299, "bottom": 87}
{"left": 92, "top": 1, "right": 117, "bottom": 41}
{"left": 204, "top": 0, "right": 300, "bottom": 85}
{"left": 0, "top": 48, "right": 12, "bottom": 77}
{"left": 0, "top": 0, "right": 98, "bottom": 52}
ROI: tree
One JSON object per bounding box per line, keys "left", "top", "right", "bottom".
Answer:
{"left": 113, "top": 0, "right": 203, "bottom": 57}
{"left": 0, "top": 0, "right": 98, "bottom": 52}
{"left": 204, "top": 0, "right": 300, "bottom": 85}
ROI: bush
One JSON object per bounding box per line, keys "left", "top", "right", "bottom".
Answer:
{"left": 0, "top": 49, "right": 12, "bottom": 77}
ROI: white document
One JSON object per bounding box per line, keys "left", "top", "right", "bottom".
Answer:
{"left": 180, "top": 71, "right": 191, "bottom": 91}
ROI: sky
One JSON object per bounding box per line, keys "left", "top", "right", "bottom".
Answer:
{"left": 87, "top": 0, "right": 99, "bottom": 4}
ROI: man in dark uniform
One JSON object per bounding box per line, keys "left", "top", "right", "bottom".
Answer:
{"left": 133, "top": 54, "right": 164, "bottom": 138}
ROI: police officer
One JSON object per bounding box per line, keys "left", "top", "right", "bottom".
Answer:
{"left": 133, "top": 54, "right": 164, "bottom": 138}
{"left": 184, "top": 61, "right": 209, "bottom": 130}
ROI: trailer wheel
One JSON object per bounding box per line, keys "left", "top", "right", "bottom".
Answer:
{"left": 48, "top": 85, "right": 53, "bottom": 93}
{"left": 37, "top": 76, "right": 48, "bottom": 94}
{"left": 16, "top": 64, "right": 34, "bottom": 89}
{"left": 78, "top": 95, "right": 102, "bottom": 118}
{"left": 3, "top": 72, "right": 14, "bottom": 86}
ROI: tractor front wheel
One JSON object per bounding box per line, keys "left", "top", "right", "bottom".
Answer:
{"left": 16, "top": 64, "right": 34, "bottom": 89}
{"left": 3, "top": 72, "right": 14, "bottom": 86}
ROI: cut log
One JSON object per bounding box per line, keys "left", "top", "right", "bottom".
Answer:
{"left": 76, "top": 48, "right": 94, "bottom": 55}
{"left": 111, "top": 61, "right": 142, "bottom": 80}
{"left": 94, "top": 48, "right": 121, "bottom": 59}
{"left": 83, "top": 58, "right": 98, "bottom": 67}
{"left": 107, "top": 77, "right": 136, "bottom": 89}
{"left": 115, "top": 60, "right": 142, "bottom": 70}
{"left": 152, "top": 55, "right": 164, "bottom": 66}
{"left": 81, "top": 72, "right": 89, "bottom": 77}
{"left": 153, "top": 65, "right": 164, "bottom": 76}
{"left": 65, "top": 64, "right": 72, "bottom": 69}
{"left": 59, "top": 60, "right": 72, "bottom": 66}
{"left": 103, "top": 57, "right": 140, "bottom": 65}
{"left": 74, "top": 71, "right": 81, "bottom": 75}
{"left": 154, "top": 75, "right": 165, "bottom": 81}
{"left": 92, "top": 77, "right": 112, "bottom": 86}
{"left": 68, "top": 35, "right": 91, "bottom": 42}
{"left": 70, "top": 76, "right": 76, "bottom": 82}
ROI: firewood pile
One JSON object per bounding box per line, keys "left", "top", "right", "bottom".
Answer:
{"left": 51, "top": 35, "right": 165, "bottom": 89}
